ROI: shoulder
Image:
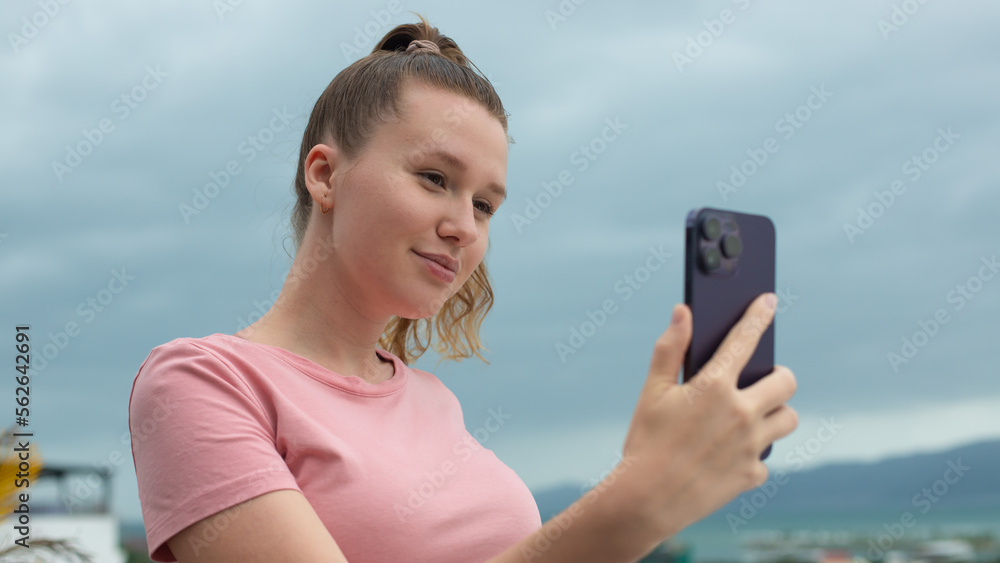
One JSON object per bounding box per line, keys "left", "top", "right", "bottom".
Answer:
{"left": 140, "top": 332, "right": 237, "bottom": 363}
{"left": 128, "top": 334, "right": 277, "bottom": 452}
{"left": 129, "top": 334, "right": 266, "bottom": 414}
{"left": 134, "top": 333, "right": 256, "bottom": 382}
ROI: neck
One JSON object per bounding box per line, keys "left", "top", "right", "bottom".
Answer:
{"left": 236, "top": 227, "right": 394, "bottom": 381}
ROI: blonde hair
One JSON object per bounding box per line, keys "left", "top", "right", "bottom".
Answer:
{"left": 288, "top": 13, "right": 510, "bottom": 367}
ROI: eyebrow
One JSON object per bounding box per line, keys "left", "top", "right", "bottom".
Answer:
{"left": 426, "top": 149, "right": 507, "bottom": 203}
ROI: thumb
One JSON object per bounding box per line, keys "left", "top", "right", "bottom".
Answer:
{"left": 646, "top": 304, "right": 692, "bottom": 390}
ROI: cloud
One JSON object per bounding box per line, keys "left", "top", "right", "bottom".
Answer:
{"left": 3, "top": 0, "right": 998, "bottom": 524}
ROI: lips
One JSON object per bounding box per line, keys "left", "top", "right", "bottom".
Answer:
{"left": 414, "top": 251, "right": 459, "bottom": 273}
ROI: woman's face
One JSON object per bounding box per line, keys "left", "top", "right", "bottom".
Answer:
{"left": 321, "top": 81, "right": 508, "bottom": 320}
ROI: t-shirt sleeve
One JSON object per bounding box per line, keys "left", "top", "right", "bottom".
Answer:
{"left": 128, "top": 339, "right": 302, "bottom": 562}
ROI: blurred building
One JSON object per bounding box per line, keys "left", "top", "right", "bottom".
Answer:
{"left": 0, "top": 464, "right": 128, "bottom": 562}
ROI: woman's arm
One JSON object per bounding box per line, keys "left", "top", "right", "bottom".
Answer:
{"left": 486, "top": 468, "right": 664, "bottom": 563}
{"left": 167, "top": 489, "right": 350, "bottom": 563}
{"left": 488, "top": 294, "right": 798, "bottom": 563}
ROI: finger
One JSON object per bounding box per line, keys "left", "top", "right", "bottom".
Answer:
{"left": 758, "top": 404, "right": 799, "bottom": 446}
{"left": 698, "top": 292, "right": 777, "bottom": 388}
{"left": 646, "top": 304, "right": 692, "bottom": 389}
{"left": 746, "top": 460, "right": 770, "bottom": 491}
{"left": 742, "top": 365, "right": 796, "bottom": 418}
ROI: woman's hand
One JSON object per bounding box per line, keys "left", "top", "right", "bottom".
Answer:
{"left": 609, "top": 292, "right": 798, "bottom": 548}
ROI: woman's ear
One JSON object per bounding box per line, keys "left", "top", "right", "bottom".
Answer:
{"left": 303, "top": 143, "right": 342, "bottom": 212}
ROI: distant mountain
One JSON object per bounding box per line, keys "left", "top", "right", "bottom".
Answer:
{"left": 725, "top": 438, "right": 1000, "bottom": 513}
{"left": 533, "top": 483, "right": 590, "bottom": 522}
{"left": 121, "top": 439, "right": 1000, "bottom": 546}
{"left": 530, "top": 438, "right": 1000, "bottom": 521}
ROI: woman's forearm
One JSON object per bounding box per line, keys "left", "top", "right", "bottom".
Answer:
{"left": 487, "top": 295, "right": 799, "bottom": 562}
{"left": 486, "top": 459, "right": 669, "bottom": 563}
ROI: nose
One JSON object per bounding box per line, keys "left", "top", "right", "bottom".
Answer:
{"left": 438, "top": 197, "right": 480, "bottom": 246}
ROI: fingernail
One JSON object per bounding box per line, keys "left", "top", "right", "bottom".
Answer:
{"left": 765, "top": 293, "right": 777, "bottom": 310}
{"left": 670, "top": 305, "right": 683, "bottom": 325}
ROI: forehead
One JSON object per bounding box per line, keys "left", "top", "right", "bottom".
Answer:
{"left": 376, "top": 81, "right": 508, "bottom": 167}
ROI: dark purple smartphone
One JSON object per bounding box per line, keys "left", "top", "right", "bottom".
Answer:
{"left": 683, "top": 207, "right": 776, "bottom": 460}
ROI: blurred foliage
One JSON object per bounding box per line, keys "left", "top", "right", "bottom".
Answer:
{"left": 0, "top": 538, "right": 94, "bottom": 562}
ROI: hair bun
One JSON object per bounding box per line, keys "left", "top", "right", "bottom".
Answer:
{"left": 373, "top": 12, "right": 470, "bottom": 67}
{"left": 405, "top": 39, "right": 441, "bottom": 55}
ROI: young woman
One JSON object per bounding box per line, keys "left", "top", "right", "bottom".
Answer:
{"left": 128, "top": 13, "right": 798, "bottom": 563}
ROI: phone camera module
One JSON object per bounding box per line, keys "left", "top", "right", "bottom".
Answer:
{"left": 695, "top": 211, "right": 743, "bottom": 276}
{"left": 721, "top": 234, "right": 742, "bottom": 258}
{"left": 701, "top": 216, "right": 722, "bottom": 241}
{"left": 701, "top": 247, "right": 722, "bottom": 272}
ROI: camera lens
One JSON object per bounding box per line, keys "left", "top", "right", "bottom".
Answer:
{"left": 701, "top": 247, "right": 721, "bottom": 272}
{"left": 701, "top": 216, "right": 722, "bottom": 241}
{"left": 722, "top": 234, "right": 742, "bottom": 258}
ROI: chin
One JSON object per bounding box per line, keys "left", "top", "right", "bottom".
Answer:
{"left": 399, "top": 308, "right": 440, "bottom": 321}
{"left": 398, "top": 293, "right": 452, "bottom": 320}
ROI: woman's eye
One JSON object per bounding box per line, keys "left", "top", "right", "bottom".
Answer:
{"left": 420, "top": 172, "right": 445, "bottom": 187}
{"left": 420, "top": 171, "right": 495, "bottom": 217}
{"left": 475, "top": 201, "right": 496, "bottom": 216}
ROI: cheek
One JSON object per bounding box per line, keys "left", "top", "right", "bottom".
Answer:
{"left": 335, "top": 182, "right": 427, "bottom": 267}
{"left": 465, "top": 239, "right": 488, "bottom": 276}
{"left": 371, "top": 170, "right": 425, "bottom": 223}
{"left": 340, "top": 173, "right": 404, "bottom": 229}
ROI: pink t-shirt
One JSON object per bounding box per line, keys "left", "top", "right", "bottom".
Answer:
{"left": 128, "top": 333, "right": 541, "bottom": 562}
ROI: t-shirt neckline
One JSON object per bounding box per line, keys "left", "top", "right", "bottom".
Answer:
{"left": 209, "top": 333, "right": 407, "bottom": 396}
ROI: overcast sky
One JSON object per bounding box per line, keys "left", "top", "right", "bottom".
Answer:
{"left": 2, "top": 1, "right": 998, "bottom": 524}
